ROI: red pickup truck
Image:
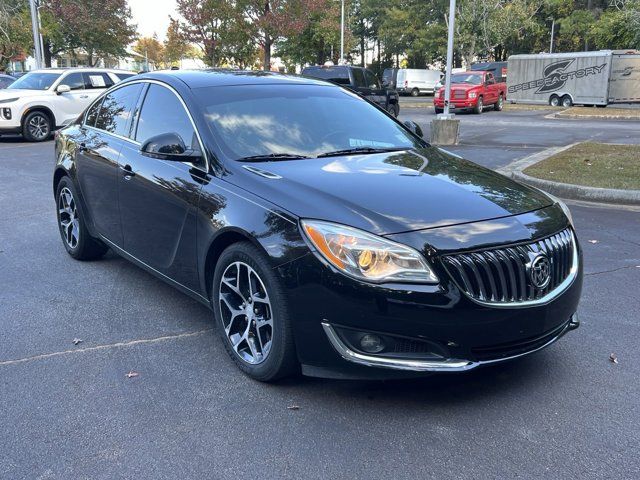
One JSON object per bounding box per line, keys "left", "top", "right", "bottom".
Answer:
{"left": 434, "top": 70, "right": 506, "bottom": 114}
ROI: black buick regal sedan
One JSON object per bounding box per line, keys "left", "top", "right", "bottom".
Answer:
{"left": 53, "top": 70, "right": 581, "bottom": 381}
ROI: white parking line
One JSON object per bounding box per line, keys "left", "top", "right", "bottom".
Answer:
{"left": 0, "top": 328, "right": 213, "bottom": 367}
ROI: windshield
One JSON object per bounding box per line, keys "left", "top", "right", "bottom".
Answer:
{"left": 450, "top": 73, "right": 482, "bottom": 85}
{"left": 8, "top": 72, "right": 61, "bottom": 90}
{"left": 195, "top": 85, "right": 422, "bottom": 161}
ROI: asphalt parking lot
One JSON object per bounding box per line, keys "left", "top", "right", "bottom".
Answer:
{"left": 1, "top": 109, "right": 640, "bottom": 479}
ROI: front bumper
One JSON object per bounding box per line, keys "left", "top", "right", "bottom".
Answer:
{"left": 434, "top": 98, "right": 478, "bottom": 110}
{"left": 277, "top": 218, "right": 583, "bottom": 379}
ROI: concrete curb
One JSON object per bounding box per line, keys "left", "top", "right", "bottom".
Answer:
{"left": 497, "top": 144, "right": 640, "bottom": 206}
{"left": 554, "top": 113, "right": 640, "bottom": 121}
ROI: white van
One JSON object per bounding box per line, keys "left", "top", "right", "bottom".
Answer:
{"left": 396, "top": 69, "right": 443, "bottom": 96}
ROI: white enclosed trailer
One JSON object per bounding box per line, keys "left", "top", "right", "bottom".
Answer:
{"left": 507, "top": 50, "right": 640, "bottom": 107}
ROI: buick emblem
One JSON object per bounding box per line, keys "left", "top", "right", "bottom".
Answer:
{"left": 530, "top": 254, "right": 551, "bottom": 289}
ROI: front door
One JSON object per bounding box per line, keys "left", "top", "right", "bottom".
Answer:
{"left": 118, "top": 83, "right": 205, "bottom": 291}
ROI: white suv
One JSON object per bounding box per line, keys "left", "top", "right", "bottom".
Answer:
{"left": 0, "top": 68, "right": 135, "bottom": 142}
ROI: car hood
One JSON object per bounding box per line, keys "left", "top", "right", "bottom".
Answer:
{"left": 227, "top": 147, "right": 553, "bottom": 235}
{"left": 0, "top": 89, "right": 48, "bottom": 100}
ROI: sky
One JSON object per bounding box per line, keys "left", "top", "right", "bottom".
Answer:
{"left": 128, "top": 0, "right": 177, "bottom": 41}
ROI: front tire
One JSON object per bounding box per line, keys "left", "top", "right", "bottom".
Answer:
{"left": 389, "top": 102, "right": 399, "bottom": 117}
{"left": 23, "top": 111, "right": 52, "bottom": 142}
{"left": 411, "top": 88, "right": 420, "bottom": 97}
{"left": 212, "top": 242, "right": 298, "bottom": 381}
{"left": 56, "top": 177, "right": 108, "bottom": 260}
{"left": 474, "top": 96, "right": 483, "bottom": 114}
{"left": 549, "top": 95, "right": 560, "bottom": 107}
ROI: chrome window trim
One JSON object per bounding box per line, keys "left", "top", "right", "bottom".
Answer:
{"left": 81, "top": 78, "right": 210, "bottom": 174}
{"left": 444, "top": 229, "right": 579, "bottom": 309}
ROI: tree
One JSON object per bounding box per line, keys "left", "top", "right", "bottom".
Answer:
{"left": 164, "top": 18, "right": 190, "bottom": 65}
{"left": 42, "top": 0, "right": 137, "bottom": 66}
{"left": 0, "top": 0, "right": 30, "bottom": 71}
{"left": 239, "top": 0, "right": 324, "bottom": 70}
{"left": 134, "top": 35, "right": 165, "bottom": 69}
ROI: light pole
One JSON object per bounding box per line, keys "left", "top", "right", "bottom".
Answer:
{"left": 28, "top": 0, "right": 44, "bottom": 69}
{"left": 549, "top": 18, "right": 556, "bottom": 54}
{"left": 340, "top": 0, "right": 344, "bottom": 64}
{"left": 440, "top": 0, "right": 457, "bottom": 118}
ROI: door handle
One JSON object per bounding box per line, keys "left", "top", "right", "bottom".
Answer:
{"left": 80, "top": 95, "right": 89, "bottom": 99}
{"left": 120, "top": 164, "right": 135, "bottom": 179}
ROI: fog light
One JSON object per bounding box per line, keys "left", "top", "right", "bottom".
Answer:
{"left": 2, "top": 108, "right": 10, "bottom": 120}
{"left": 360, "top": 334, "right": 385, "bottom": 353}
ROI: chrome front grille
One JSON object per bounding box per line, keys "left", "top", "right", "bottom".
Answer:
{"left": 441, "top": 228, "right": 576, "bottom": 305}
{"left": 452, "top": 89, "right": 466, "bottom": 99}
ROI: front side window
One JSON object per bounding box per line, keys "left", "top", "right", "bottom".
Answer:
{"left": 364, "top": 70, "right": 380, "bottom": 89}
{"left": 59, "top": 72, "right": 84, "bottom": 91}
{"left": 195, "top": 84, "right": 422, "bottom": 161}
{"left": 83, "top": 72, "right": 114, "bottom": 90}
{"left": 352, "top": 69, "right": 366, "bottom": 88}
{"left": 8, "top": 72, "right": 61, "bottom": 90}
{"left": 135, "top": 84, "right": 197, "bottom": 150}
{"left": 486, "top": 74, "right": 495, "bottom": 85}
{"left": 95, "top": 83, "right": 143, "bottom": 136}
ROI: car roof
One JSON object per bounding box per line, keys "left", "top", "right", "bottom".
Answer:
{"left": 28, "top": 68, "right": 133, "bottom": 74}
{"left": 135, "top": 69, "right": 332, "bottom": 89}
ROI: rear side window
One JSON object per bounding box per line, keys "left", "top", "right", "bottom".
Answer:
{"left": 115, "top": 73, "right": 136, "bottom": 81}
{"left": 83, "top": 72, "right": 114, "bottom": 90}
{"left": 95, "top": 83, "right": 144, "bottom": 136}
{"left": 135, "top": 84, "right": 197, "bottom": 150}
{"left": 303, "top": 67, "right": 351, "bottom": 85}
{"left": 59, "top": 72, "right": 84, "bottom": 91}
{"left": 352, "top": 68, "right": 366, "bottom": 88}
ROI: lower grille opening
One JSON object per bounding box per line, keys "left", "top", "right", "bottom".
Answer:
{"left": 471, "top": 321, "right": 569, "bottom": 361}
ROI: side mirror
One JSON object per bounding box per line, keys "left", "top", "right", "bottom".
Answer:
{"left": 56, "top": 84, "right": 71, "bottom": 95}
{"left": 140, "top": 132, "right": 201, "bottom": 161}
{"left": 403, "top": 120, "right": 424, "bottom": 138}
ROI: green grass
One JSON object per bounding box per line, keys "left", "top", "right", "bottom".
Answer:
{"left": 559, "top": 107, "right": 640, "bottom": 118}
{"left": 524, "top": 142, "right": 640, "bottom": 190}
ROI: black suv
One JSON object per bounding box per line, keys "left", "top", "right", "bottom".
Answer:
{"left": 302, "top": 65, "right": 400, "bottom": 117}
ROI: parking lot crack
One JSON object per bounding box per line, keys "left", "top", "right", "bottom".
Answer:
{"left": 585, "top": 265, "right": 639, "bottom": 277}
{"left": 0, "top": 329, "right": 213, "bottom": 368}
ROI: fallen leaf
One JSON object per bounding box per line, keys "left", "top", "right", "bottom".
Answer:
{"left": 609, "top": 353, "right": 618, "bottom": 364}
{"left": 588, "top": 240, "right": 599, "bottom": 244}
{"left": 72, "top": 338, "right": 82, "bottom": 345}
{"left": 125, "top": 371, "right": 139, "bottom": 378}
{"left": 287, "top": 405, "right": 300, "bottom": 410}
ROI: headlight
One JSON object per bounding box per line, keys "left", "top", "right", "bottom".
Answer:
{"left": 0, "top": 97, "right": 19, "bottom": 104}
{"left": 468, "top": 92, "right": 477, "bottom": 99}
{"left": 301, "top": 220, "right": 439, "bottom": 284}
{"left": 546, "top": 192, "right": 574, "bottom": 226}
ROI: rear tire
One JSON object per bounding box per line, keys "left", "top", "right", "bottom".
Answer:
{"left": 56, "top": 177, "right": 108, "bottom": 260}
{"left": 411, "top": 88, "right": 420, "bottom": 97}
{"left": 434, "top": 108, "right": 443, "bottom": 114}
{"left": 23, "top": 111, "right": 52, "bottom": 142}
{"left": 561, "top": 95, "right": 573, "bottom": 108}
{"left": 494, "top": 94, "right": 504, "bottom": 111}
{"left": 212, "top": 242, "right": 298, "bottom": 382}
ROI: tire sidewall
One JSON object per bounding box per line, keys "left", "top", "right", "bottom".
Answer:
{"left": 23, "top": 111, "right": 51, "bottom": 142}
{"left": 55, "top": 177, "right": 90, "bottom": 259}
{"left": 550, "top": 95, "right": 559, "bottom": 107}
{"left": 212, "top": 243, "right": 296, "bottom": 381}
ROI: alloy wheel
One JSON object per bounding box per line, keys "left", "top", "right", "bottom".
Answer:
{"left": 58, "top": 187, "right": 79, "bottom": 249}
{"left": 218, "top": 261, "right": 273, "bottom": 365}
{"left": 28, "top": 114, "right": 49, "bottom": 140}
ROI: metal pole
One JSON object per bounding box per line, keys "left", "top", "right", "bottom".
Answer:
{"left": 340, "top": 0, "right": 344, "bottom": 64}
{"left": 29, "top": 0, "right": 43, "bottom": 69}
{"left": 550, "top": 19, "right": 555, "bottom": 54}
{"left": 441, "top": 0, "right": 456, "bottom": 118}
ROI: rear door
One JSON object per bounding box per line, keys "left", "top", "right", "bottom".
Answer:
{"left": 117, "top": 83, "right": 205, "bottom": 290}
{"left": 75, "top": 83, "right": 144, "bottom": 245}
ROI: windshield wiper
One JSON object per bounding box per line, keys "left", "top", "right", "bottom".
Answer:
{"left": 317, "top": 147, "right": 407, "bottom": 158}
{"left": 238, "top": 153, "right": 311, "bottom": 162}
